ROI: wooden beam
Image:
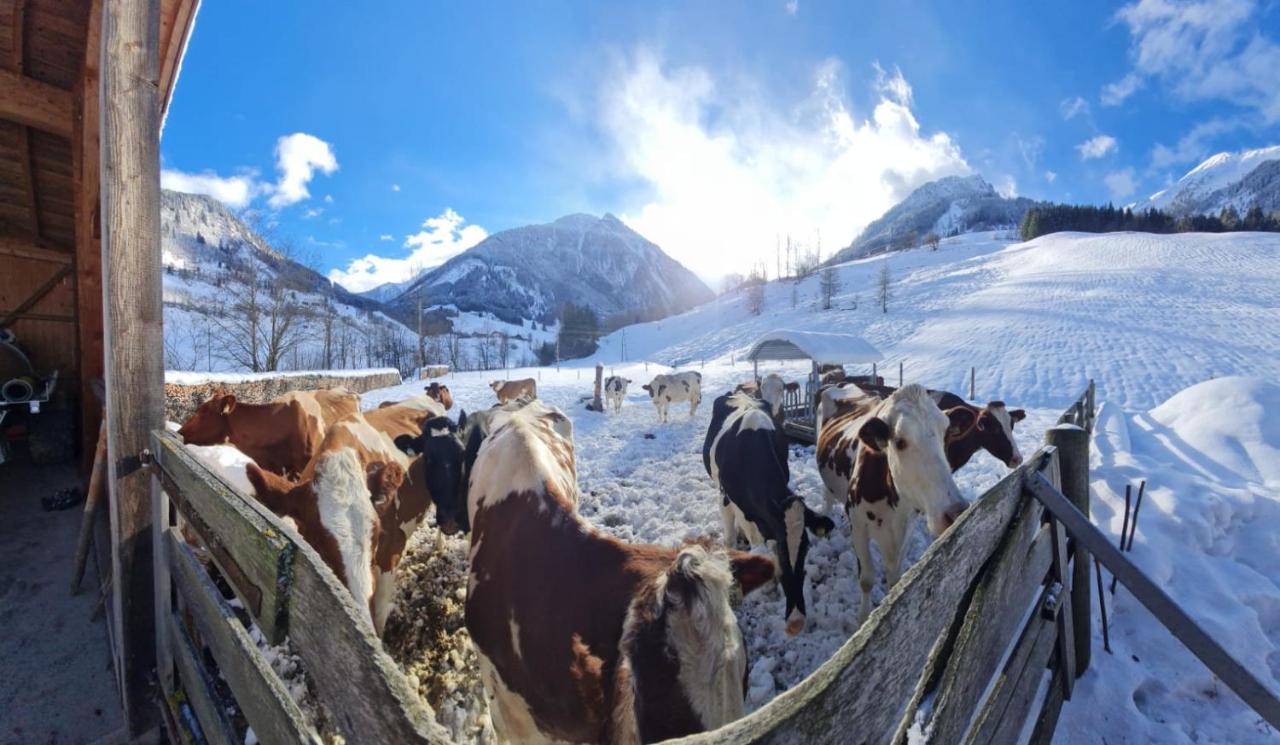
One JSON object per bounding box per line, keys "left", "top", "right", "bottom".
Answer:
{"left": 0, "top": 237, "right": 73, "bottom": 263}
{"left": 102, "top": 0, "right": 163, "bottom": 736}
{"left": 0, "top": 263, "right": 72, "bottom": 329}
{"left": 75, "top": 0, "right": 105, "bottom": 475}
{"left": 0, "top": 67, "right": 74, "bottom": 137}
{"left": 10, "top": 0, "right": 41, "bottom": 242}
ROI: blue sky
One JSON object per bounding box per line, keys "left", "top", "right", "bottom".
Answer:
{"left": 161, "top": 0, "right": 1280, "bottom": 288}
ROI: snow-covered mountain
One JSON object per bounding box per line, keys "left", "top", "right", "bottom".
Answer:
{"left": 826, "top": 175, "right": 1039, "bottom": 264}
{"left": 1139, "top": 145, "right": 1280, "bottom": 216}
{"left": 389, "top": 213, "right": 714, "bottom": 327}
{"left": 160, "top": 190, "right": 418, "bottom": 372}
{"left": 359, "top": 277, "right": 418, "bottom": 304}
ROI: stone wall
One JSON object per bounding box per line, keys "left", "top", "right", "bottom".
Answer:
{"left": 164, "top": 369, "right": 402, "bottom": 423}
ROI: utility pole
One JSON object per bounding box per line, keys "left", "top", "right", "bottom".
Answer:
{"left": 416, "top": 298, "right": 425, "bottom": 373}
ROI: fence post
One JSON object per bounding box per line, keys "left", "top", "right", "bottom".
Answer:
{"left": 970, "top": 366, "right": 975, "bottom": 400}
{"left": 898, "top": 361, "right": 903, "bottom": 387}
{"left": 1046, "top": 423, "right": 1092, "bottom": 676}
{"left": 593, "top": 363, "right": 604, "bottom": 411}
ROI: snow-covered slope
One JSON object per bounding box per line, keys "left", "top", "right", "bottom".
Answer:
{"left": 827, "top": 175, "right": 1039, "bottom": 264}
{"left": 390, "top": 213, "right": 714, "bottom": 327}
{"left": 595, "top": 230, "right": 1280, "bottom": 410}
{"left": 1141, "top": 145, "right": 1280, "bottom": 216}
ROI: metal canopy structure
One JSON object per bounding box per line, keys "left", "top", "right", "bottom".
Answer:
{"left": 746, "top": 329, "right": 883, "bottom": 367}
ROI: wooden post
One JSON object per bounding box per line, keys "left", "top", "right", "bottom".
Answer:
{"left": 1045, "top": 423, "right": 1091, "bottom": 676}
{"left": 592, "top": 363, "right": 604, "bottom": 411}
{"left": 970, "top": 366, "right": 975, "bottom": 400}
{"left": 872, "top": 361, "right": 877, "bottom": 382}
{"left": 102, "top": 0, "right": 164, "bottom": 733}
{"left": 74, "top": 0, "right": 104, "bottom": 474}
{"left": 898, "top": 361, "right": 903, "bottom": 387}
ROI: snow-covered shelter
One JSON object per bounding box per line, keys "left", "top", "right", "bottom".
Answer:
{"left": 745, "top": 329, "right": 882, "bottom": 442}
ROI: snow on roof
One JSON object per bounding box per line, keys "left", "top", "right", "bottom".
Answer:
{"left": 165, "top": 368, "right": 401, "bottom": 385}
{"left": 746, "top": 330, "right": 882, "bottom": 366}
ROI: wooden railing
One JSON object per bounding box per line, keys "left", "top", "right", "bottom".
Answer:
{"left": 150, "top": 430, "right": 448, "bottom": 744}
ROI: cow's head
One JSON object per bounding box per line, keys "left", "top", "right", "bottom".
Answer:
{"left": 857, "top": 384, "right": 968, "bottom": 536}
{"left": 975, "top": 401, "right": 1025, "bottom": 468}
{"left": 641, "top": 382, "right": 664, "bottom": 400}
{"left": 489, "top": 381, "right": 503, "bottom": 393}
{"left": 424, "top": 383, "right": 454, "bottom": 411}
{"left": 393, "top": 411, "right": 469, "bottom": 535}
{"left": 177, "top": 392, "right": 237, "bottom": 445}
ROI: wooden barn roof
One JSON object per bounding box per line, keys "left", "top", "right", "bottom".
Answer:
{"left": 0, "top": 0, "right": 196, "bottom": 257}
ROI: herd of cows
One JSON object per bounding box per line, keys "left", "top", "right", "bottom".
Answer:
{"left": 175, "top": 369, "right": 1026, "bottom": 743}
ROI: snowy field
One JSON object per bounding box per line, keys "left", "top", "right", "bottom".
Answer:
{"left": 179, "top": 229, "right": 1280, "bottom": 742}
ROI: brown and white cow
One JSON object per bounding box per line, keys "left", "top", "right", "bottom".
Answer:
{"left": 424, "top": 382, "right": 454, "bottom": 410}
{"left": 641, "top": 371, "right": 702, "bottom": 423}
{"left": 854, "top": 383, "right": 1026, "bottom": 470}
{"left": 247, "top": 401, "right": 464, "bottom": 635}
{"left": 178, "top": 391, "right": 322, "bottom": 479}
{"left": 460, "top": 401, "right": 776, "bottom": 743}
{"left": 604, "top": 375, "right": 631, "bottom": 413}
{"left": 274, "top": 388, "right": 361, "bottom": 431}
{"left": 816, "top": 384, "right": 970, "bottom": 623}
{"left": 490, "top": 378, "right": 537, "bottom": 403}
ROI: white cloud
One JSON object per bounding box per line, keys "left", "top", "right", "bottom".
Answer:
{"left": 1045, "top": 170, "right": 1058, "bottom": 183}
{"left": 302, "top": 207, "right": 323, "bottom": 219}
{"left": 1149, "top": 116, "right": 1247, "bottom": 168}
{"left": 1101, "top": 72, "right": 1143, "bottom": 106}
{"left": 587, "top": 51, "right": 969, "bottom": 278}
{"left": 1060, "top": 96, "right": 1091, "bottom": 120}
{"left": 323, "top": 194, "right": 334, "bottom": 204}
{"left": 1077, "top": 134, "right": 1118, "bottom": 159}
{"left": 994, "top": 175, "right": 1018, "bottom": 198}
{"left": 379, "top": 234, "right": 394, "bottom": 241}
{"left": 1113, "top": 0, "right": 1280, "bottom": 122}
{"left": 1105, "top": 168, "right": 1138, "bottom": 200}
{"left": 267, "top": 133, "right": 338, "bottom": 208}
{"left": 391, "top": 184, "right": 401, "bottom": 192}
{"left": 160, "top": 168, "right": 260, "bottom": 208}
{"left": 327, "top": 209, "right": 489, "bottom": 293}
{"left": 784, "top": 0, "right": 799, "bottom": 14}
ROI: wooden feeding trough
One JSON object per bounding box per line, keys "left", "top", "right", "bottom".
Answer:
{"left": 745, "top": 329, "right": 882, "bottom": 443}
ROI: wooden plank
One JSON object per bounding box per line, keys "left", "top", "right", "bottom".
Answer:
{"left": 919, "top": 496, "right": 1054, "bottom": 743}
{"left": 167, "top": 610, "right": 237, "bottom": 745}
{"left": 0, "top": 67, "right": 74, "bottom": 137}
{"left": 74, "top": 0, "right": 103, "bottom": 476}
{"left": 1027, "top": 673, "right": 1066, "bottom": 745}
{"left": 0, "top": 236, "right": 72, "bottom": 262}
{"left": 289, "top": 548, "right": 447, "bottom": 743}
{"left": 669, "top": 453, "right": 1038, "bottom": 745}
{"left": 152, "top": 429, "right": 295, "bottom": 644}
{"left": 102, "top": 0, "right": 164, "bottom": 732}
{"left": 1047, "top": 516, "right": 1075, "bottom": 698}
{"left": 1027, "top": 472, "right": 1280, "bottom": 730}
{"left": 166, "top": 529, "right": 315, "bottom": 745}
{"left": 967, "top": 588, "right": 1060, "bottom": 745}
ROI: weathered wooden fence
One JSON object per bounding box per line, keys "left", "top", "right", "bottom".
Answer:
{"left": 673, "top": 382, "right": 1100, "bottom": 744}
{"left": 149, "top": 429, "right": 447, "bottom": 744}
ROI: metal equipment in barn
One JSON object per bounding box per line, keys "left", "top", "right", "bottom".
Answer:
{"left": 745, "top": 329, "right": 882, "bottom": 443}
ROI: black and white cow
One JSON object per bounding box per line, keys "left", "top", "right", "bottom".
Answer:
{"left": 603, "top": 375, "right": 631, "bottom": 413}
{"left": 703, "top": 392, "right": 833, "bottom": 636}
{"left": 642, "top": 371, "right": 702, "bottom": 422}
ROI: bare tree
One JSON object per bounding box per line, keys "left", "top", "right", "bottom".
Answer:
{"left": 744, "top": 265, "right": 767, "bottom": 316}
{"left": 794, "top": 248, "right": 821, "bottom": 279}
{"left": 819, "top": 266, "right": 842, "bottom": 310}
{"left": 877, "top": 262, "right": 892, "bottom": 314}
{"left": 924, "top": 231, "right": 941, "bottom": 251}
{"left": 720, "top": 273, "right": 745, "bottom": 295}
{"left": 446, "top": 331, "right": 464, "bottom": 371}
